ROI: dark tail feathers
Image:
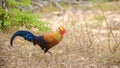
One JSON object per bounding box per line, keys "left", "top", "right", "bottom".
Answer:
{"left": 10, "top": 30, "right": 35, "bottom": 46}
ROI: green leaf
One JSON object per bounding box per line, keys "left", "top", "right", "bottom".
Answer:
{"left": 4, "top": 21, "right": 10, "bottom": 26}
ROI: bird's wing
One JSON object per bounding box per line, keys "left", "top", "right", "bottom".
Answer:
{"left": 43, "top": 33, "right": 59, "bottom": 47}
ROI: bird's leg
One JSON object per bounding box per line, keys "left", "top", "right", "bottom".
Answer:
{"left": 44, "top": 48, "right": 52, "bottom": 56}
{"left": 33, "top": 42, "right": 36, "bottom": 46}
{"left": 43, "top": 48, "right": 52, "bottom": 61}
{"left": 47, "top": 51, "right": 52, "bottom": 56}
{"left": 43, "top": 48, "right": 47, "bottom": 61}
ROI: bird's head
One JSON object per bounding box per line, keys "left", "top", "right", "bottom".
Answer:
{"left": 58, "top": 26, "right": 66, "bottom": 36}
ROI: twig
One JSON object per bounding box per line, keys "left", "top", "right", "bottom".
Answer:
{"left": 83, "top": 10, "right": 93, "bottom": 48}
{"left": 98, "top": 3, "right": 119, "bottom": 54}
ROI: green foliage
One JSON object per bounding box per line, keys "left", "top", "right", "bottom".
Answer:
{"left": 8, "top": 0, "right": 31, "bottom": 7}
{"left": 0, "top": 7, "right": 6, "bottom": 30}
{"left": 0, "top": 0, "right": 50, "bottom": 32}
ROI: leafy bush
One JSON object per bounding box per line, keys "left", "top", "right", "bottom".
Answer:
{"left": 0, "top": 0, "right": 50, "bottom": 32}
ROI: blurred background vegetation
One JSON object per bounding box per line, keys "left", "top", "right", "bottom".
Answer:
{"left": 0, "top": 0, "right": 50, "bottom": 32}
{"left": 0, "top": 0, "right": 119, "bottom": 32}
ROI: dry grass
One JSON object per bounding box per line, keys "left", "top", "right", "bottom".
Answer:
{"left": 0, "top": 1, "right": 120, "bottom": 68}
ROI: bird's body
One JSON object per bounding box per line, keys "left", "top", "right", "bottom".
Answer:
{"left": 10, "top": 26, "right": 66, "bottom": 53}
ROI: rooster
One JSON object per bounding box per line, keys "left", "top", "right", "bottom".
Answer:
{"left": 10, "top": 26, "right": 66, "bottom": 55}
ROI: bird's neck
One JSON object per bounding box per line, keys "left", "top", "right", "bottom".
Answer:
{"left": 61, "top": 33, "right": 64, "bottom": 37}
{"left": 59, "top": 31, "right": 65, "bottom": 37}
{"left": 53, "top": 32, "right": 63, "bottom": 42}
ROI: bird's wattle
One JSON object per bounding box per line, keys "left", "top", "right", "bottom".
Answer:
{"left": 60, "top": 30, "right": 66, "bottom": 37}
